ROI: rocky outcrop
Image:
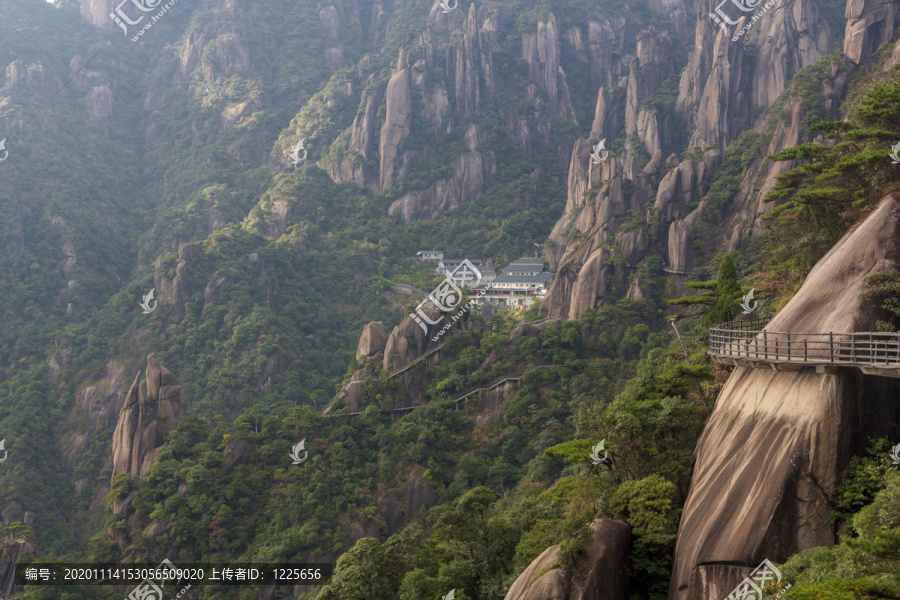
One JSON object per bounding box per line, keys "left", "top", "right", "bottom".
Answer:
{"left": 356, "top": 321, "right": 389, "bottom": 359}
{"left": 328, "top": 80, "right": 383, "bottom": 189}
{"left": 844, "top": 0, "right": 900, "bottom": 65}
{"left": 153, "top": 243, "right": 197, "bottom": 313}
{"left": 505, "top": 519, "right": 630, "bottom": 600}
{"left": 521, "top": 13, "right": 573, "bottom": 118}
{"left": 61, "top": 361, "right": 129, "bottom": 472}
{"left": 111, "top": 355, "right": 184, "bottom": 483}
{"left": 678, "top": 0, "right": 833, "bottom": 151}
{"left": 379, "top": 49, "right": 412, "bottom": 193}
{"left": 666, "top": 200, "right": 707, "bottom": 273}
{"left": 79, "top": 0, "right": 113, "bottom": 28}
{"left": 383, "top": 308, "right": 447, "bottom": 373}
{"left": 389, "top": 123, "right": 496, "bottom": 222}
{"left": 668, "top": 195, "right": 900, "bottom": 600}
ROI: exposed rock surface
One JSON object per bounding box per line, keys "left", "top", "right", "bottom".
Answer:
{"left": 61, "top": 361, "right": 128, "bottom": 472}
{"left": 668, "top": 195, "right": 900, "bottom": 599}
{"left": 111, "top": 355, "right": 184, "bottom": 483}
{"left": 389, "top": 123, "right": 495, "bottom": 222}
{"left": 844, "top": 0, "right": 900, "bottom": 65}
{"left": 379, "top": 49, "right": 412, "bottom": 193}
{"left": 504, "top": 519, "right": 630, "bottom": 600}
{"left": 356, "top": 321, "right": 389, "bottom": 359}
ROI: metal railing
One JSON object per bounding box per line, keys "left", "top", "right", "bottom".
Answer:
{"left": 709, "top": 317, "right": 900, "bottom": 368}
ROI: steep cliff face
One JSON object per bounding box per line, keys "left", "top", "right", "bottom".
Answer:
{"left": 667, "top": 195, "right": 900, "bottom": 600}
{"left": 111, "top": 355, "right": 184, "bottom": 482}
{"left": 844, "top": 0, "right": 900, "bottom": 65}
{"left": 542, "top": 0, "right": 873, "bottom": 320}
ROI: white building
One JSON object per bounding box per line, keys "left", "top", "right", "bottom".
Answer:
{"left": 415, "top": 250, "right": 444, "bottom": 261}
{"left": 436, "top": 259, "right": 484, "bottom": 286}
{"left": 475, "top": 258, "right": 553, "bottom": 307}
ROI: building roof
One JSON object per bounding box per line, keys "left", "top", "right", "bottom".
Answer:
{"left": 501, "top": 264, "right": 543, "bottom": 275}
{"left": 491, "top": 273, "right": 553, "bottom": 285}
{"left": 441, "top": 258, "right": 483, "bottom": 265}
{"left": 508, "top": 258, "right": 544, "bottom": 265}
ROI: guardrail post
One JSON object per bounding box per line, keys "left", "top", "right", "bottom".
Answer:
{"left": 851, "top": 330, "right": 856, "bottom": 362}
{"left": 830, "top": 332, "right": 833, "bottom": 362}
{"left": 786, "top": 331, "right": 790, "bottom": 360}
{"left": 804, "top": 339, "right": 807, "bottom": 362}
{"left": 764, "top": 331, "right": 768, "bottom": 360}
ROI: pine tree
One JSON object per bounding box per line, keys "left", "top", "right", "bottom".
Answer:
{"left": 669, "top": 254, "right": 745, "bottom": 326}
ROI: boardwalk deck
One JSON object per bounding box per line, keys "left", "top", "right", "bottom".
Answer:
{"left": 708, "top": 318, "right": 900, "bottom": 378}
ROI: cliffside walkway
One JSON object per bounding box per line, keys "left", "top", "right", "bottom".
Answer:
{"left": 708, "top": 318, "right": 900, "bottom": 378}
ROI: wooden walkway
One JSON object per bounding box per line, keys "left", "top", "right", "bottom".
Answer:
{"left": 708, "top": 318, "right": 900, "bottom": 378}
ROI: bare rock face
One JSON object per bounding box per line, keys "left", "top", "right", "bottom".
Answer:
{"left": 111, "top": 355, "right": 184, "bottom": 483}
{"left": 328, "top": 80, "right": 383, "bottom": 189}
{"left": 504, "top": 519, "right": 630, "bottom": 600}
{"left": 521, "top": 12, "right": 573, "bottom": 118}
{"left": 667, "top": 195, "right": 900, "bottom": 600}
{"left": 382, "top": 308, "right": 444, "bottom": 373}
{"left": 79, "top": 0, "right": 113, "bottom": 28}
{"left": 844, "top": 0, "right": 900, "bottom": 65}
{"left": 767, "top": 194, "right": 900, "bottom": 333}
{"left": 666, "top": 200, "right": 708, "bottom": 273}
{"left": 389, "top": 124, "right": 495, "bottom": 222}
{"left": 84, "top": 85, "right": 113, "bottom": 118}
{"left": 356, "top": 321, "right": 389, "bottom": 359}
{"left": 61, "top": 361, "right": 128, "bottom": 472}
{"left": 379, "top": 49, "right": 412, "bottom": 193}
{"left": 153, "top": 244, "right": 195, "bottom": 313}
{"left": 677, "top": 0, "right": 833, "bottom": 151}
{"left": 455, "top": 5, "right": 482, "bottom": 116}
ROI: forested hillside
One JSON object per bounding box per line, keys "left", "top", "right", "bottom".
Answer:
{"left": 0, "top": 0, "right": 899, "bottom": 598}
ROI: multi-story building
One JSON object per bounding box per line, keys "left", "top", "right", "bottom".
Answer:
{"left": 475, "top": 258, "right": 552, "bottom": 307}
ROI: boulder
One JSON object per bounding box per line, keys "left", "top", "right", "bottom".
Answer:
{"left": 356, "top": 321, "right": 389, "bottom": 359}
{"left": 505, "top": 519, "right": 630, "bottom": 600}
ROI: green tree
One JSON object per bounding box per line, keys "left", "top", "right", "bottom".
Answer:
{"left": 670, "top": 254, "right": 745, "bottom": 326}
